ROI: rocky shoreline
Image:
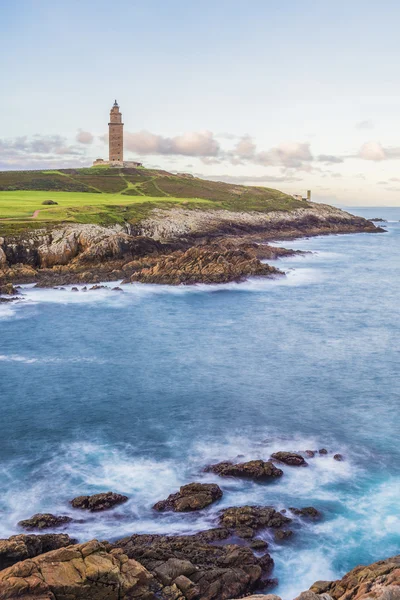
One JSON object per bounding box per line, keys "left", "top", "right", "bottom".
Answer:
{"left": 0, "top": 204, "right": 384, "bottom": 288}
{"left": 0, "top": 450, "right": 398, "bottom": 599}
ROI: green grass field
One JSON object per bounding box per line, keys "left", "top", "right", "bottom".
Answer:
{"left": 0, "top": 167, "right": 307, "bottom": 235}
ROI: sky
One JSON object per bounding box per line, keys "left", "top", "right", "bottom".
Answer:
{"left": 1, "top": 0, "right": 400, "bottom": 205}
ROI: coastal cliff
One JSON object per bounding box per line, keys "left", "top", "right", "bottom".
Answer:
{"left": 0, "top": 202, "right": 381, "bottom": 287}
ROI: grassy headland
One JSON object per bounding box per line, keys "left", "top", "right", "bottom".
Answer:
{"left": 0, "top": 166, "right": 306, "bottom": 235}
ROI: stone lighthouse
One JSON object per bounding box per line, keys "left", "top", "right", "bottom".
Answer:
{"left": 108, "top": 100, "right": 123, "bottom": 163}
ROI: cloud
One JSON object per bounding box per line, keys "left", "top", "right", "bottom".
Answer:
{"left": 355, "top": 120, "right": 374, "bottom": 130}
{"left": 234, "top": 135, "right": 257, "bottom": 159}
{"left": 255, "top": 142, "right": 313, "bottom": 168}
{"left": 124, "top": 130, "right": 220, "bottom": 157}
{"left": 317, "top": 154, "right": 344, "bottom": 164}
{"left": 76, "top": 130, "right": 94, "bottom": 144}
{"left": 356, "top": 141, "right": 400, "bottom": 161}
{"left": 0, "top": 135, "right": 82, "bottom": 157}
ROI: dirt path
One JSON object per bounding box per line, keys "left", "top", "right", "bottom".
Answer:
{"left": 32, "top": 210, "right": 40, "bottom": 218}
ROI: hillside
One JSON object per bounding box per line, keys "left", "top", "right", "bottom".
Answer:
{"left": 0, "top": 166, "right": 305, "bottom": 235}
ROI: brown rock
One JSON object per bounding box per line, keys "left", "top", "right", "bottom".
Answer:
{"left": 18, "top": 513, "right": 73, "bottom": 530}
{"left": 319, "top": 448, "right": 328, "bottom": 455}
{"left": 70, "top": 491, "right": 128, "bottom": 512}
{"left": 271, "top": 452, "right": 307, "bottom": 466}
{"left": 153, "top": 482, "right": 223, "bottom": 512}
{"left": 309, "top": 554, "right": 400, "bottom": 600}
{"left": 334, "top": 454, "right": 344, "bottom": 461}
{"left": 204, "top": 459, "right": 283, "bottom": 481}
{"left": 115, "top": 532, "right": 274, "bottom": 600}
{"left": 219, "top": 506, "right": 291, "bottom": 538}
{"left": 289, "top": 507, "right": 321, "bottom": 519}
{"left": 305, "top": 450, "right": 316, "bottom": 458}
{"left": 0, "top": 533, "right": 76, "bottom": 571}
{"left": 0, "top": 539, "right": 155, "bottom": 599}
{"left": 274, "top": 529, "right": 293, "bottom": 542}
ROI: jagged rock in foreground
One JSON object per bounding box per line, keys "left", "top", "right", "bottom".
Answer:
{"left": 0, "top": 539, "right": 155, "bottom": 600}
{"left": 115, "top": 532, "right": 274, "bottom": 600}
{"left": 204, "top": 459, "right": 284, "bottom": 481}
{"left": 153, "top": 482, "right": 223, "bottom": 512}
{"left": 0, "top": 533, "right": 76, "bottom": 571}
{"left": 70, "top": 491, "right": 128, "bottom": 512}
{"left": 128, "top": 246, "right": 282, "bottom": 285}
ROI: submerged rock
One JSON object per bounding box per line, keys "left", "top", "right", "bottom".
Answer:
{"left": 274, "top": 529, "right": 293, "bottom": 542}
{"left": 333, "top": 453, "right": 344, "bottom": 461}
{"left": 70, "top": 491, "right": 128, "bottom": 512}
{"left": 289, "top": 507, "right": 321, "bottom": 519}
{"left": 153, "top": 482, "right": 223, "bottom": 512}
{"left": 204, "top": 459, "right": 284, "bottom": 481}
{"left": 18, "top": 513, "right": 73, "bottom": 530}
{"left": 0, "top": 533, "right": 76, "bottom": 571}
{"left": 0, "top": 539, "right": 154, "bottom": 600}
{"left": 219, "top": 506, "right": 291, "bottom": 538}
{"left": 115, "top": 532, "right": 274, "bottom": 600}
{"left": 271, "top": 452, "right": 307, "bottom": 466}
{"left": 319, "top": 448, "right": 328, "bottom": 455}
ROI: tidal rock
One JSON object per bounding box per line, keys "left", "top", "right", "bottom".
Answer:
{"left": 250, "top": 539, "right": 269, "bottom": 550}
{"left": 274, "top": 529, "right": 293, "bottom": 541}
{"left": 129, "top": 246, "right": 282, "bottom": 285}
{"left": 0, "top": 533, "right": 76, "bottom": 571}
{"left": 271, "top": 452, "right": 307, "bottom": 466}
{"left": 153, "top": 482, "right": 223, "bottom": 512}
{"left": 18, "top": 513, "right": 73, "bottom": 530}
{"left": 70, "top": 491, "right": 128, "bottom": 512}
{"left": 71, "top": 286, "right": 79, "bottom": 291}
{"left": 309, "top": 554, "right": 400, "bottom": 599}
{"left": 115, "top": 532, "right": 274, "bottom": 600}
{"left": 0, "top": 539, "right": 154, "bottom": 600}
{"left": 204, "top": 459, "right": 283, "bottom": 481}
{"left": 0, "top": 283, "right": 17, "bottom": 295}
{"left": 319, "top": 448, "right": 328, "bottom": 455}
{"left": 289, "top": 507, "right": 321, "bottom": 519}
{"left": 305, "top": 450, "right": 316, "bottom": 458}
{"left": 333, "top": 453, "right": 344, "bottom": 461}
{"left": 219, "top": 506, "right": 291, "bottom": 538}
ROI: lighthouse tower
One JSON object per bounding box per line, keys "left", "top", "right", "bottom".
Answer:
{"left": 108, "top": 100, "right": 123, "bottom": 163}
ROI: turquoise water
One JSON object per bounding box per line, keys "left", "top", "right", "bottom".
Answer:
{"left": 0, "top": 207, "right": 399, "bottom": 598}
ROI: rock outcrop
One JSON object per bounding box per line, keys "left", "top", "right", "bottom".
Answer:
{"left": 204, "top": 459, "right": 284, "bottom": 481}
{"left": 17, "top": 513, "right": 73, "bottom": 530}
{"left": 0, "top": 539, "right": 155, "bottom": 599}
{"left": 0, "top": 533, "right": 76, "bottom": 571}
{"left": 128, "top": 246, "right": 282, "bottom": 285}
{"left": 70, "top": 491, "right": 128, "bottom": 512}
{"left": 309, "top": 554, "right": 400, "bottom": 600}
{"left": 153, "top": 483, "right": 223, "bottom": 512}
{"left": 115, "top": 532, "right": 274, "bottom": 600}
{"left": 271, "top": 452, "right": 307, "bottom": 466}
{"left": 218, "top": 506, "right": 291, "bottom": 538}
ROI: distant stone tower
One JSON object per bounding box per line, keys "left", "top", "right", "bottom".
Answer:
{"left": 108, "top": 100, "right": 123, "bottom": 163}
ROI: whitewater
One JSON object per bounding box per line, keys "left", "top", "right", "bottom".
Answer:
{"left": 0, "top": 206, "right": 399, "bottom": 599}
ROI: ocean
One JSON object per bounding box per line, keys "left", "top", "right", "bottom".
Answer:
{"left": 0, "top": 206, "right": 399, "bottom": 599}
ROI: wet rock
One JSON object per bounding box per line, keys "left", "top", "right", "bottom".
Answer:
{"left": 319, "top": 448, "right": 328, "bottom": 455}
{"left": 271, "top": 452, "right": 307, "bottom": 466}
{"left": 219, "top": 506, "right": 291, "bottom": 538}
{"left": 0, "top": 533, "right": 76, "bottom": 571}
{"left": 70, "top": 491, "right": 128, "bottom": 512}
{"left": 333, "top": 453, "right": 344, "bottom": 461}
{"left": 153, "top": 482, "right": 223, "bottom": 512}
{"left": 0, "top": 539, "right": 154, "bottom": 599}
{"left": 112, "top": 286, "right": 123, "bottom": 291}
{"left": 89, "top": 284, "right": 107, "bottom": 290}
{"left": 274, "top": 529, "right": 293, "bottom": 542}
{"left": 305, "top": 450, "right": 316, "bottom": 458}
{"left": 115, "top": 532, "right": 274, "bottom": 600}
{"left": 18, "top": 513, "right": 73, "bottom": 530}
{"left": 250, "top": 539, "right": 269, "bottom": 550}
{"left": 71, "top": 286, "right": 79, "bottom": 291}
{"left": 129, "top": 246, "right": 283, "bottom": 285}
{"left": 204, "top": 459, "right": 284, "bottom": 481}
{"left": 309, "top": 554, "right": 400, "bottom": 599}
{"left": 289, "top": 507, "right": 321, "bottom": 519}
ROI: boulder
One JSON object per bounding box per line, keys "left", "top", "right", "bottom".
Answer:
{"left": 153, "top": 482, "right": 223, "bottom": 512}
{"left": 115, "top": 532, "right": 274, "bottom": 600}
{"left": 274, "top": 529, "right": 293, "bottom": 542}
{"left": 289, "top": 507, "right": 321, "bottom": 519}
{"left": 204, "top": 459, "right": 284, "bottom": 481}
{"left": 0, "top": 539, "right": 155, "bottom": 600}
{"left": 271, "top": 452, "right": 307, "bottom": 466}
{"left": 41, "top": 199, "right": 58, "bottom": 205}
{"left": 305, "top": 450, "right": 316, "bottom": 458}
{"left": 333, "top": 454, "right": 344, "bottom": 461}
{"left": 0, "top": 533, "right": 75, "bottom": 571}
{"left": 18, "top": 513, "right": 73, "bottom": 530}
{"left": 0, "top": 283, "right": 17, "bottom": 295}
{"left": 70, "top": 491, "right": 128, "bottom": 512}
{"left": 319, "top": 448, "right": 328, "bottom": 455}
{"left": 309, "top": 554, "right": 400, "bottom": 600}
{"left": 219, "top": 506, "right": 291, "bottom": 538}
